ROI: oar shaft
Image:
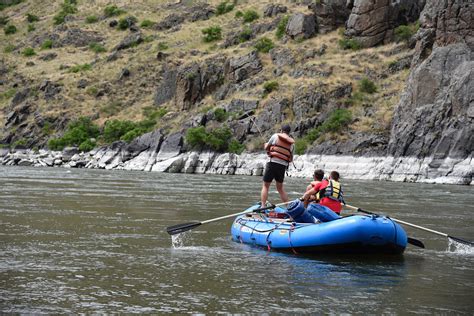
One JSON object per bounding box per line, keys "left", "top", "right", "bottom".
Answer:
{"left": 201, "top": 200, "right": 292, "bottom": 225}
{"left": 344, "top": 204, "right": 449, "bottom": 237}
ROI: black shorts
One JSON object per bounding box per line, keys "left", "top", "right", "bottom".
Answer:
{"left": 263, "top": 162, "right": 287, "bottom": 183}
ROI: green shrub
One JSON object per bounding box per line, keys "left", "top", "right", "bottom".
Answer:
{"left": 78, "top": 139, "right": 96, "bottom": 152}
{"left": 4, "top": 24, "right": 16, "bottom": 35}
{"left": 213, "top": 108, "right": 228, "bottom": 122}
{"left": 22, "top": 47, "right": 36, "bottom": 57}
{"left": 238, "top": 27, "right": 252, "bottom": 43}
{"left": 100, "top": 101, "right": 122, "bottom": 116}
{"left": 104, "top": 5, "right": 125, "bottom": 17}
{"left": 143, "top": 106, "right": 168, "bottom": 120}
{"left": 26, "top": 13, "right": 39, "bottom": 23}
{"left": 0, "top": 0, "right": 23, "bottom": 11}
{"left": 296, "top": 108, "right": 352, "bottom": 153}
{"left": 358, "top": 77, "right": 377, "bottom": 94}
{"left": 185, "top": 126, "right": 237, "bottom": 152}
{"left": 0, "top": 88, "right": 16, "bottom": 101}
{"left": 3, "top": 44, "right": 14, "bottom": 53}
{"left": 202, "top": 26, "right": 222, "bottom": 42}
{"left": 0, "top": 16, "right": 9, "bottom": 26}
{"left": 103, "top": 119, "right": 136, "bottom": 142}
{"left": 41, "top": 39, "right": 53, "bottom": 50}
{"left": 48, "top": 117, "right": 100, "bottom": 150}
{"left": 69, "top": 63, "right": 92, "bottom": 73}
{"left": 118, "top": 16, "right": 137, "bottom": 30}
{"left": 27, "top": 24, "right": 35, "bottom": 32}
{"left": 157, "top": 42, "right": 169, "bottom": 51}
{"left": 322, "top": 108, "right": 352, "bottom": 133}
{"left": 276, "top": 15, "right": 289, "bottom": 39}
{"left": 338, "top": 38, "right": 362, "bottom": 50}
{"left": 254, "top": 37, "right": 274, "bottom": 53}
{"left": 53, "top": 0, "right": 78, "bottom": 25}
{"left": 216, "top": 1, "right": 234, "bottom": 15}
{"left": 140, "top": 19, "right": 154, "bottom": 28}
{"left": 263, "top": 80, "right": 279, "bottom": 96}
{"left": 235, "top": 10, "right": 243, "bottom": 18}
{"left": 186, "top": 126, "right": 207, "bottom": 149}
{"left": 89, "top": 42, "right": 106, "bottom": 53}
{"left": 242, "top": 9, "right": 259, "bottom": 23}
{"left": 228, "top": 139, "right": 245, "bottom": 154}
{"left": 294, "top": 138, "right": 308, "bottom": 155}
{"left": 394, "top": 23, "right": 419, "bottom": 43}
{"left": 85, "top": 15, "right": 98, "bottom": 23}
{"left": 206, "top": 126, "right": 233, "bottom": 151}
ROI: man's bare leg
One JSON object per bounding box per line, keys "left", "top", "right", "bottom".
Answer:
{"left": 275, "top": 181, "right": 289, "bottom": 202}
{"left": 260, "top": 181, "right": 271, "bottom": 206}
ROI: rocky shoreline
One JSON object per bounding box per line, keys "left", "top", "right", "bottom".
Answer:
{"left": 1, "top": 146, "right": 471, "bottom": 185}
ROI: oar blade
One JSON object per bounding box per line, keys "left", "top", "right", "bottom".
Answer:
{"left": 448, "top": 236, "right": 474, "bottom": 246}
{"left": 166, "top": 221, "right": 201, "bottom": 235}
{"left": 407, "top": 237, "right": 425, "bottom": 248}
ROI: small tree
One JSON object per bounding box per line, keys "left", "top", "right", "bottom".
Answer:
{"left": 359, "top": 78, "right": 377, "bottom": 94}
{"left": 254, "top": 37, "right": 274, "bottom": 53}
{"left": 202, "top": 26, "right": 222, "bottom": 42}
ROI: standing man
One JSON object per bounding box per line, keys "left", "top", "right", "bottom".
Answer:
{"left": 260, "top": 124, "right": 295, "bottom": 207}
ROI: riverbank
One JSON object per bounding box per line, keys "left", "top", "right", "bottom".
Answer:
{"left": 1, "top": 147, "right": 471, "bottom": 185}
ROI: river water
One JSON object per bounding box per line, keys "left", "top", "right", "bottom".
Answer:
{"left": 0, "top": 166, "right": 473, "bottom": 314}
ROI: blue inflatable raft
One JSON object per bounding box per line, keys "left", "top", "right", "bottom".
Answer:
{"left": 231, "top": 203, "right": 408, "bottom": 255}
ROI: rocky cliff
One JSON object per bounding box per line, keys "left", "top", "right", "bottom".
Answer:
{"left": 0, "top": 0, "right": 472, "bottom": 184}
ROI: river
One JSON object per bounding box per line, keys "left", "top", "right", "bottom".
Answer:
{"left": 1, "top": 166, "right": 473, "bottom": 314}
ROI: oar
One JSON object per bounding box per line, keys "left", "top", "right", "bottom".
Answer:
{"left": 166, "top": 201, "right": 292, "bottom": 235}
{"left": 345, "top": 204, "right": 473, "bottom": 247}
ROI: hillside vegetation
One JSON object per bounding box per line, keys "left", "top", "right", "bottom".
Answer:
{"left": 0, "top": 0, "right": 415, "bottom": 154}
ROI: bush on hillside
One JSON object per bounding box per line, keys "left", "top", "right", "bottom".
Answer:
{"left": 85, "top": 15, "right": 98, "bottom": 23}
{"left": 0, "top": 16, "right": 9, "bottom": 26}
{"left": 27, "top": 24, "right": 35, "bottom": 32}
{"left": 22, "top": 47, "right": 36, "bottom": 57}
{"left": 254, "top": 37, "right": 274, "bottom": 53}
{"left": 263, "top": 80, "right": 279, "bottom": 96}
{"left": 228, "top": 139, "right": 245, "bottom": 154}
{"left": 53, "top": 0, "right": 78, "bottom": 25}
{"left": 89, "top": 42, "right": 106, "bottom": 53}
{"left": 118, "top": 16, "right": 137, "bottom": 30}
{"left": 238, "top": 27, "right": 253, "bottom": 43}
{"left": 213, "top": 108, "right": 228, "bottom": 122}
{"left": 4, "top": 24, "right": 17, "bottom": 35}
{"left": 242, "top": 9, "right": 259, "bottom": 23}
{"left": 216, "top": 1, "right": 234, "bottom": 15}
{"left": 41, "top": 39, "right": 53, "bottom": 49}
{"left": 276, "top": 15, "right": 289, "bottom": 39}
{"left": 0, "top": 0, "right": 23, "bottom": 11}
{"left": 186, "top": 126, "right": 240, "bottom": 153}
{"left": 48, "top": 117, "right": 100, "bottom": 151}
{"left": 104, "top": 5, "right": 125, "bottom": 17}
{"left": 358, "top": 77, "right": 377, "bottom": 94}
{"left": 26, "top": 13, "right": 39, "bottom": 23}
{"left": 69, "top": 63, "right": 92, "bottom": 73}
{"left": 202, "top": 26, "right": 222, "bottom": 42}
{"left": 294, "top": 108, "right": 352, "bottom": 154}
{"left": 394, "top": 22, "right": 419, "bottom": 43}
{"left": 338, "top": 38, "right": 362, "bottom": 50}
{"left": 140, "top": 19, "right": 155, "bottom": 28}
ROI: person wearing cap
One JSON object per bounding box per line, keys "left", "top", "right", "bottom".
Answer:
{"left": 260, "top": 124, "right": 295, "bottom": 207}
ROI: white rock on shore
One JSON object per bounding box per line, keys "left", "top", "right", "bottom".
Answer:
{"left": 0, "top": 148, "right": 472, "bottom": 185}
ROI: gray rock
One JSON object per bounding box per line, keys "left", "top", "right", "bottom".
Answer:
{"left": 345, "top": 0, "right": 425, "bottom": 48}
{"left": 285, "top": 13, "right": 317, "bottom": 40}
{"left": 154, "top": 64, "right": 177, "bottom": 106}
{"left": 156, "top": 13, "right": 185, "bottom": 30}
{"left": 224, "top": 99, "right": 259, "bottom": 114}
{"left": 263, "top": 4, "right": 287, "bottom": 17}
{"left": 39, "top": 80, "right": 62, "bottom": 100}
{"left": 309, "top": 0, "right": 352, "bottom": 34}
{"left": 77, "top": 79, "right": 88, "bottom": 89}
{"left": 118, "top": 68, "right": 130, "bottom": 80}
{"left": 292, "top": 85, "right": 326, "bottom": 121}
{"left": 388, "top": 43, "right": 473, "bottom": 159}
{"left": 224, "top": 51, "right": 262, "bottom": 83}
{"left": 270, "top": 47, "right": 295, "bottom": 67}
{"left": 114, "top": 32, "right": 143, "bottom": 51}
{"left": 59, "top": 28, "right": 104, "bottom": 47}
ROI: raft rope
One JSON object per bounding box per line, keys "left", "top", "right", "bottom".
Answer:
{"left": 288, "top": 222, "right": 298, "bottom": 255}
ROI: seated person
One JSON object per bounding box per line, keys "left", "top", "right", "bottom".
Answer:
{"left": 303, "top": 170, "right": 344, "bottom": 215}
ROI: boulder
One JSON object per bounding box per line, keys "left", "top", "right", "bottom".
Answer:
{"left": 309, "top": 0, "right": 352, "bottom": 33}
{"left": 38, "top": 80, "right": 62, "bottom": 100}
{"left": 224, "top": 99, "right": 259, "bottom": 114}
{"left": 224, "top": 51, "right": 263, "bottom": 83}
{"left": 292, "top": 85, "right": 326, "bottom": 121}
{"left": 58, "top": 28, "right": 104, "bottom": 47}
{"left": 263, "top": 4, "right": 287, "bottom": 17}
{"left": 156, "top": 13, "right": 185, "bottom": 31}
{"left": 114, "top": 32, "right": 143, "bottom": 51}
{"left": 285, "top": 13, "right": 317, "bottom": 40}
{"left": 270, "top": 47, "right": 295, "bottom": 67}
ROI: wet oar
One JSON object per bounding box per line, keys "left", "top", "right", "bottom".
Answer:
{"left": 345, "top": 204, "right": 473, "bottom": 247}
{"left": 166, "top": 201, "right": 291, "bottom": 235}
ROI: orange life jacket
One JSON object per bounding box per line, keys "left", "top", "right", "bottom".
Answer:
{"left": 268, "top": 133, "right": 295, "bottom": 162}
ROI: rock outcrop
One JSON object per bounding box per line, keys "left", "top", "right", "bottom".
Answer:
{"left": 345, "top": 0, "right": 425, "bottom": 47}
{"left": 309, "top": 0, "right": 353, "bottom": 34}
{"left": 388, "top": 0, "right": 473, "bottom": 180}
{"left": 285, "top": 13, "right": 317, "bottom": 40}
